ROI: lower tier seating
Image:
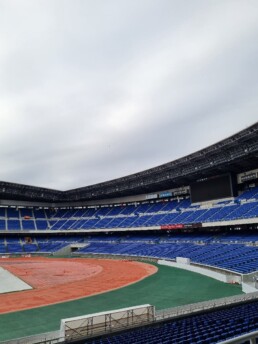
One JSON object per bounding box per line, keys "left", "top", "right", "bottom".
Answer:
{"left": 1, "top": 233, "right": 258, "bottom": 274}
{"left": 82, "top": 301, "right": 258, "bottom": 344}
{"left": 78, "top": 241, "right": 258, "bottom": 274}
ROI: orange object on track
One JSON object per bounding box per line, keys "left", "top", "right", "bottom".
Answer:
{"left": 0, "top": 257, "right": 157, "bottom": 314}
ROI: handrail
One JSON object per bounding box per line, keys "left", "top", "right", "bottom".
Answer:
{"left": 156, "top": 291, "right": 258, "bottom": 320}
{"left": 218, "top": 330, "right": 258, "bottom": 344}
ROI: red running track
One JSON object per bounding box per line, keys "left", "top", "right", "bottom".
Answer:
{"left": 0, "top": 257, "right": 157, "bottom": 314}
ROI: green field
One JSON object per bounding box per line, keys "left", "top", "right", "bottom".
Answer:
{"left": 0, "top": 262, "right": 242, "bottom": 341}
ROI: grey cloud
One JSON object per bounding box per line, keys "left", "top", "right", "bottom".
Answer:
{"left": 0, "top": 0, "right": 258, "bottom": 189}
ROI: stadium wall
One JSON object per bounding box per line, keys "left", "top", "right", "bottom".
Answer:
{"left": 242, "top": 283, "right": 257, "bottom": 293}
{"left": 158, "top": 260, "right": 242, "bottom": 285}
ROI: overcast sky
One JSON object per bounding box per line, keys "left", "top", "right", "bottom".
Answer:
{"left": 0, "top": 0, "right": 258, "bottom": 190}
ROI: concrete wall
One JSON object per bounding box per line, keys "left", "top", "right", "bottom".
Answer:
{"left": 52, "top": 245, "right": 71, "bottom": 256}
{"left": 158, "top": 260, "right": 242, "bottom": 284}
{"left": 242, "top": 283, "right": 258, "bottom": 294}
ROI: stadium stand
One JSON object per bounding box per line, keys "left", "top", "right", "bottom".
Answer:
{"left": 1, "top": 123, "right": 258, "bottom": 343}
{"left": 1, "top": 186, "right": 258, "bottom": 232}
{"left": 77, "top": 241, "right": 258, "bottom": 274}
{"left": 79, "top": 300, "right": 258, "bottom": 344}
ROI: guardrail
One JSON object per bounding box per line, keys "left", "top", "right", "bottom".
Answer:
{"left": 219, "top": 330, "right": 258, "bottom": 344}
{"left": 156, "top": 291, "right": 258, "bottom": 320}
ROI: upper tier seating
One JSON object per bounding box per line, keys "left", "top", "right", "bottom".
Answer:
{"left": 33, "top": 209, "right": 47, "bottom": 219}
{"left": 0, "top": 220, "right": 5, "bottom": 230}
{"left": 6, "top": 208, "right": 19, "bottom": 218}
{"left": 22, "top": 220, "right": 35, "bottom": 230}
{"left": 7, "top": 220, "right": 21, "bottom": 230}
{"left": 35, "top": 220, "right": 48, "bottom": 229}
{"left": 20, "top": 208, "right": 33, "bottom": 217}
{"left": 0, "top": 186, "right": 258, "bottom": 231}
{"left": 45, "top": 186, "right": 258, "bottom": 230}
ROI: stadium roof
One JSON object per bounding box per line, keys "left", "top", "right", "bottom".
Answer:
{"left": 1, "top": 122, "right": 258, "bottom": 203}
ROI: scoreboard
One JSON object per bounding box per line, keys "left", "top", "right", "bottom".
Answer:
{"left": 190, "top": 174, "right": 235, "bottom": 203}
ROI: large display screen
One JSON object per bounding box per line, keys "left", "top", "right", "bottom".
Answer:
{"left": 190, "top": 174, "right": 233, "bottom": 203}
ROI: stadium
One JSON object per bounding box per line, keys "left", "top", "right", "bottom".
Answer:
{"left": 0, "top": 122, "right": 258, "bottom": 344}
